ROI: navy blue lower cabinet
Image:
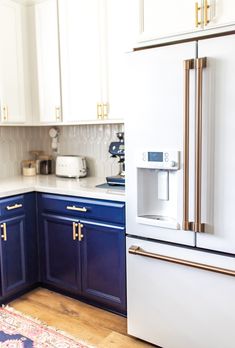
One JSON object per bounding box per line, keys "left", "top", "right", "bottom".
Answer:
{"left": 0, "top": 193, "right": 38, "bottom": 301}
{"left": 38, "top": 193, "right": 126, "bottom": 314}
{"left": 80, "top": 220, "right": 126, "bottom": 314}
{"left": 41, "top": 214, "right": 81, "bottom": 293}
{"left": 0, "top": 215, "right": 27, "bottom": 297}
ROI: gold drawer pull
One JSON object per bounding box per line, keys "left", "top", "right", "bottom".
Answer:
{"left": 97, "top": 103, "right": 103, "bottom": 119}
{"left": 1, "top": 223, "right": 7, "bottom": 241}
{"left": 195, "top": 2, "right": 202, "bottom": 28}
{"left": 6, "top": 203, "right": 23, "bottom": 211}
{"left": 72, "top": 222, "right": 78, "bottom": 240}
{"left": 102, "top": 103, "right": 108, "bottom": 119}
{"left": 204, "top": 0, "right": 210, "bottom": 26}
{"left": 78, "top": 223, "right": 84, "bottom": 241}
{"left": 66, "top": 205, "right": 87, "bottom": 212}
{"left": 2, "top": 105, "right": 8, "bottom": 121}
{"left": 55, "top": 106, "right": 61, "bottom": 121}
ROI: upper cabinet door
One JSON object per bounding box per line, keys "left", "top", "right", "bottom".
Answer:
{"left": 205, "top": 0, "right": 235, "bottom": 29}
{"left": 0, "top": 0, "right": 26, "bottom": 123}
{"left": 138, "top": 0, "right": 200, "bottom": 43}
{"left": 104, "top": 0, "right": 139, "bottom": 120}
{"left": 58, "top": 0, "right": 102, "bottom": 122}
{"left": 33, "top": 0, "right": 61, "bottom": 123}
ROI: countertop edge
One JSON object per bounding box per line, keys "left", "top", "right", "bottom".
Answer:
{"left": 0, "top": 176, "right": 126, "bottom": 202}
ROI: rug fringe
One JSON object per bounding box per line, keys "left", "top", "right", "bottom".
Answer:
{"left": 1, "top": 305, "right": 95, "bottom": 348}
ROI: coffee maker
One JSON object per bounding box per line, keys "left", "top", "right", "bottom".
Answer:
{"left": 106, "top": 132, "right": 125, "bottom": 186}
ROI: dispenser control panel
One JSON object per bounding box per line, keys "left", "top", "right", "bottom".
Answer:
{"left": 139, "top": 151, "right": 180, "bottom": 170}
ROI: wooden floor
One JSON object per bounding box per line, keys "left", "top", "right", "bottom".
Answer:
{"left": 10, "top": 288, "right": 154, "bottom": 348}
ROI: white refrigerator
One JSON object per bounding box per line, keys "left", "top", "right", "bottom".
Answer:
{"left": 126, "top": 35, "right": 235, "bottom": 348}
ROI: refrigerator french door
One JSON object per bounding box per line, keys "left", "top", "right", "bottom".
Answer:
{"left": 126, "top": 41, "right": 197, "bottom": 246}
{"left": 126, "top": 34, "right": 235, "bottom": 348}
{"left": 126, "top": 35, "right": 235, "bottom": 252}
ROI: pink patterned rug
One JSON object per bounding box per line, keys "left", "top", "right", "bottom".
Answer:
{"left": 0, "top": 306, "right": 90, "bottom": 347}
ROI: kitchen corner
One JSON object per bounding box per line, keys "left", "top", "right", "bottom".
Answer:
{"left": 1, "top": 0, "right": 235, "bottom": 347}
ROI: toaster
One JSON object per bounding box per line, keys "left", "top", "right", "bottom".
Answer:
{"left": 56, "top": 155, "right": 87, "bottom": 178}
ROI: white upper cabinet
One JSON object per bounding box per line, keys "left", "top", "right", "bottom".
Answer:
{"left": 58, "top": 0, "right": 102, "bottom": 123}
{"left": 58, "top": 0, "right": 134, "bottom": 123}
{"left": 32, "top": 0, "right": 61, "bottom": 123}
{"left": 138, "top": 0, "right": 235, "bottom": 45}
{"left": 138, "top": 0, "right": 200, "bottom": 43}
{"left": 205, "top": 0, "right": 235, "bottom": 29}
{"left": 104, "top": 0, "right": 139, "bottom": 120}
{"left": 0, "top": 0, "right": 27, "bottom": 123}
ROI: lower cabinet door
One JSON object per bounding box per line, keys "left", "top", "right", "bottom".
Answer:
{"left": 81, "top": 220, "right": 126, "bottom": 313}
{"left": 41, "top": 214, "right": 81, "bottom": 293}
{"left": 0, "top": 216, "right": 27, "bottom": 297}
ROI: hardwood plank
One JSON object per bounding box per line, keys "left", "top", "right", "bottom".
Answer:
{"left": 10, "top": 288, "right": 153, "bottom": 347}
{"left": 18, "top": 288, "right": 127, "bottom": 335}
{"left": 98, "top": 332, "right": 154, "bottom": 348}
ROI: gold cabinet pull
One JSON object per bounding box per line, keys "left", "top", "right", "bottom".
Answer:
{"left": 194, "top": 57, "right": 207, "bottom": 233}
{"left": 55, "top": 106, "right": 61, "bottom": 121}
{"left": 66, "top": 206, "right": 87, "bottom": 212}
{"left": 129, "top": 245, "right": 235, "bottom": 277}
{"left": 2, "top": 105, "right": 8, "bottom": 121}
{"left": 1, "top": 223, "right": 7, "bottom": 241}
{"left": 72, "top": 222, "right": 78, "bottom": 240}
{"left": 195, "top": 2, "right": 202, "bottom": 27}
{"left": 97, "top": 103, "right": 103, "bottom": 119}
{"left": 204, "top": 0, "right": 210, "bottom": 26}
{"left": 78, "top": 223, "right": 84, "bottom": 241}
{"left": 183, "top": 59, "right": 195, "bottom": 231}
{"left": 102, "top": 103, "right": 108, "bottom": 119}
{"left": 6, "top": 203, "right": 23, "bottom": 211}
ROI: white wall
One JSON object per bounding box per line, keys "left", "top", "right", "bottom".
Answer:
{"left": 0, "top": 123, "right": 123, "bottom": 179}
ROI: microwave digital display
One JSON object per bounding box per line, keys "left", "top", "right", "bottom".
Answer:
{"left": 148, "top": 152, "right": 163, "bottom": 162}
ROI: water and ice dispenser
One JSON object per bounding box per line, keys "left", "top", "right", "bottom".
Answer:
{"left": 137, "top": 150, "right": 180, "bottom": 230}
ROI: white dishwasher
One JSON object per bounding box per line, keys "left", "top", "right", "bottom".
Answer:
{"left": 126, "top": 236, "right": 235, "bottom": 348}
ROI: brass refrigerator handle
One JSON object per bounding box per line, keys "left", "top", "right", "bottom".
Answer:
{"left": 0, "top": 223, "right": 7, "bottom": 241}
{"left": 183, "top": 59, "right": 194, "bottom": 231}
{"left": 129, "top": 246, "right": 235, "bottom": 277}
{"left": 194, "top": 57, "right": 207, "bottom": 233}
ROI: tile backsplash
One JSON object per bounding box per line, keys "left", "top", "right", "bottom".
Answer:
{"left": 0, "top": 123, "right": 123, "bottom": 179}
{"left": 0, "top": 127, "right": 51, "bottom": 179}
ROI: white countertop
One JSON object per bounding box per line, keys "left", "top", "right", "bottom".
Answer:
{"left": 0, "top": 175, "right": 125, "bottom": 202}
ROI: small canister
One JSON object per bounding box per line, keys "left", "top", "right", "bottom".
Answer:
{"left": 39, "top": 159, "right": 53, "bottom": 175}
{"left": 22, "top": 160, "right": 36, "bottom": 176}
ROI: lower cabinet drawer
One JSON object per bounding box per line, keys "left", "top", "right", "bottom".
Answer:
{"left": 0, "top": 195, "right": 25, "bottom": 218}
{"left": 38, "top": 193, "right": 125, "bottom": 225}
